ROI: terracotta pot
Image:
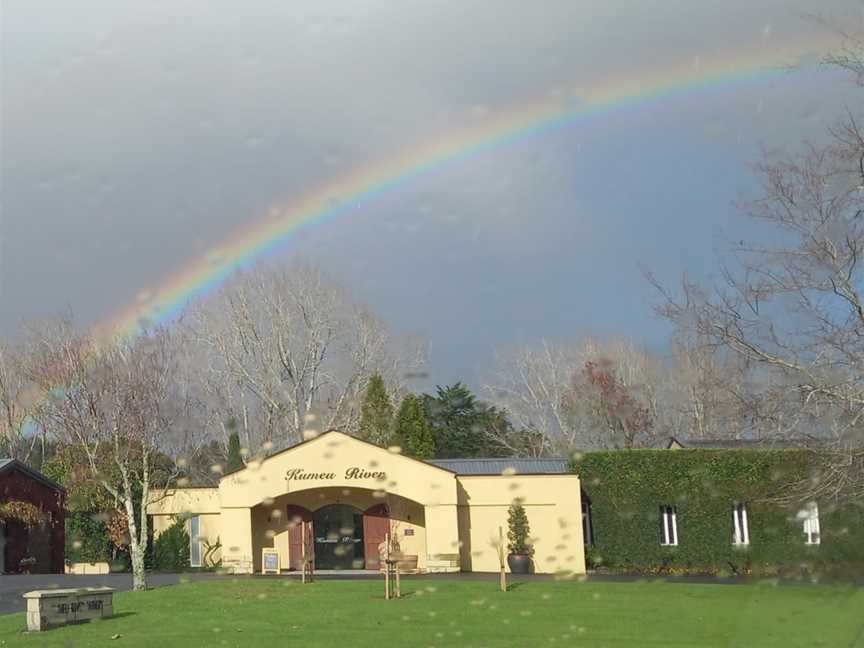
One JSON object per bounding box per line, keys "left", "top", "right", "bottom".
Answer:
{"left": 507, "top": 553, "right": 532, "bottom": 574}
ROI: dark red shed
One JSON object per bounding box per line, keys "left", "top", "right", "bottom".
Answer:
{"left": 0, "top": 459, "right": 66, "bottom": 574}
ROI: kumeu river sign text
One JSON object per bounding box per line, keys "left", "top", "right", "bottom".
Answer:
{"left": 285, "top": 467, "right": 386, "bottom": 481}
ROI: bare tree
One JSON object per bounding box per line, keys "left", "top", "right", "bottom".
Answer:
{"left": 184, "top": 262, "right": 422, "bottom": 452}
{"left": 0, "top": 341, "right": 43, "bottom": 463}
{"left": 485, "top": 338, "right": 666, "bottom": 451}
{"left": 24, "top": 319, "right": 196, "bottom": 590}
{"left": 651, "top": 32, "right": 864, "bottom": 500}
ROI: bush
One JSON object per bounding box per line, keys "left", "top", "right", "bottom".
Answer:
{"left": 150, "top": 516, "right": 190, "bottom": 571}
{"left": 575, "top": 449, "right": 864, "bottom": 579}
{"left": 507, "top": 502, "right": 532, "bottom": 555}
{"left": 65, "top": 512, "right": 113, "bottom": 563}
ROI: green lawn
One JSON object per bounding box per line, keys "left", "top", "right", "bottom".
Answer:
{"left": 1, "top": 578, "right": 862, "bottom": 647}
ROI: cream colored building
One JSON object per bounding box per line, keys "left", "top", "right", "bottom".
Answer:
{"left": 148, "top": 431, "right": 585, "bottom": 575}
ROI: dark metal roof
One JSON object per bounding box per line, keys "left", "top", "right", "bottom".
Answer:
{"left": 428, "top": 457, "right": 570, "bottom": 475}
{"left": 0, "top": 458, "right": 66, "bottom": 492}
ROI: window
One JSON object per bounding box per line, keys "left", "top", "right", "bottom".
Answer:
{"left": 189, "top": 515, "right": 201, "bottom": 567}
{"left": 659, "top": 505, "right": 678, "bottom": 546}
{"left": 732, "top": 503, "right": 749, "bottom": 546}
{"left": 582, "top": 493, "right": 594, "bottom": 546}
{"left": 800, "top": 502, "right": 820, "bottom": 545}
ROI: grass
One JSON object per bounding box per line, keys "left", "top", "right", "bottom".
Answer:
{"left": 0, "top": 577, "right": 862, "bottom": 647}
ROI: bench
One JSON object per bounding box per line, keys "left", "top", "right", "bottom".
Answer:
{"left": 377, "top": 553, "right": 419, "bottom": 573}
{"left": 23, "top": 587, "right": 115, "bottom": 632}
{"left": 65, "top": 561, "right": 111, "bottom": 575}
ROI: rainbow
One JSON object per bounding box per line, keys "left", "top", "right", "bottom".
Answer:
{"left": 95, "top": 36, "right": 835, "bottom": 341}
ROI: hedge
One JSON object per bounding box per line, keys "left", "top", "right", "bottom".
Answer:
{"left": 65, "top": 512, "right": 113, "bottom": 563}
{"left": 574, "top": 449, "right": 864, "bottom": 579}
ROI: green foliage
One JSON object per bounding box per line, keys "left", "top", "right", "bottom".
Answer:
{"left": 423, "top": 383, "right": 515, "bottom": 458}
{"left": 151, "top": 517, "right": 191, "bottom": 571}
{"left": 507, "top": 502, "right": 532, "bottom": 555}
{"left": 359, "top": 373, "right": 394, "bottom": 445}
{"left": 575, "top": 449, "right": 864, "bottom": 578}
{"left": 392, "top": 394, "right": 436, "bottom": 458}
{"left": 226, "top": 431, "right": 244, "bottom": 472}
{"left": 65, "top": 512, "right": 113, "bottom": 563}
{"left": 43, "top": 444, "right": 115, "bottom": 512}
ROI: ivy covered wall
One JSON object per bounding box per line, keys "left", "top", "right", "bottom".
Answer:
{"left": 575, "top": 449, "right": 864, "bottom": 578}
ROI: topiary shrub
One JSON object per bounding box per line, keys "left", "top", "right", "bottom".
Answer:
{"left": 507, "top": 502, "right": 533, "bottom": 555}
{"left": 151, "top": 516, "right": 190, "bottom": 571}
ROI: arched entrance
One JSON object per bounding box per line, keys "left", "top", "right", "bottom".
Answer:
{"left": 313, "top": 504, "right": 364, "bottom": 569}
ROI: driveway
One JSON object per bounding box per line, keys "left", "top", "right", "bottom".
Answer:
{"left": 0, "top": 572, "right": 223, "bottom": 615}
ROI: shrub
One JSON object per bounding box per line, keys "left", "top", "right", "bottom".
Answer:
{"left": 575, "top": 449, "right": 864, "bottom": 579}
{"left": 151, "top": 516, "right": 191, "bottom": 571}
{"left": 65, "top": 512, "right": 113, "bottom": 563}
{"left": 507, "top": 502, "right": 532, "bottom": 555}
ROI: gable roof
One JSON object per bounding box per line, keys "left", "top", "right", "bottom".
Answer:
{"left": 429, "top": 457, "right": 570, "bottom": 475}
{"left": 221, "top": 430, "right": 457, "bottom": 479}
{"left": 0, "top": 458, "right": 65, "bottom": 492}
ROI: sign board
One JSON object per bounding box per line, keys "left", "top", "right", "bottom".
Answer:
{"left": 404, "top": 529, "right": 414, "bottom": 536}
{"left": 261, "top": 548, "right": 280, "bottom": 575}
{"left": 23, "top": 587, "right": 114, "bottom": 632}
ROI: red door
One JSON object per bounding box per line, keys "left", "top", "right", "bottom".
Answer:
{"left": 286, "top": 506, "right": 313, "bottom": 570}
{"left": 362, "top": 504, "right": 390, "bottom": 571}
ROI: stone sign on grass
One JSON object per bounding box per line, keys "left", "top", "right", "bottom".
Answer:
{"left": 23, "top": 587, "right": 114, "bottom": 632}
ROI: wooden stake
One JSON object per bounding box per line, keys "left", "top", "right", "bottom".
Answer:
{"left": 300, "top": 521, "right": 314, "bottom": 584}
{"left": 499, "top": 526, "right": 507, "bottom": 592}
{"left": 384, "top": 532, "right": 391, "bottom": 600}
{"left": 395, "top": 561, "right": 401, "bottom": 599}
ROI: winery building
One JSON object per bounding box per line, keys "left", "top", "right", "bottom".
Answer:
{"left": 148, "top": 430, "right": 586, "bottom": 575}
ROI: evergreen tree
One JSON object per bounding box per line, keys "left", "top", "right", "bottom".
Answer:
{"left": 359, "top": 373, "right": 394, "bottom": 445}
{"left": 393, "top": 394, "right": 435, "bottom": 459}
{"left": 507, "top": 502, "right": 532, "bottom": 555}
{"left": 423, "top": 382, "right": 514, "bottom": 458}
{"left": 226, "top": 431, "right": 244, "bottom": 473}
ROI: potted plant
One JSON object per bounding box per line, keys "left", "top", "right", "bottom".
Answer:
{"left": 19, "top": 556, "right": 36, "bottom": 574}
{"left": 506, "top": 502, "right": 533, "bottom": 574}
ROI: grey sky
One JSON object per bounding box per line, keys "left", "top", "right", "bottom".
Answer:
{"left": 2, "top": 0, "right": 862, "bottom": 388}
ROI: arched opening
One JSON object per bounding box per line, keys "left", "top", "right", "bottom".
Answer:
{"left": 312, "top": 504, "right": 364, "bottom": 569}
{"left": 250, "top": 488, "right": 423, "bottom": 572}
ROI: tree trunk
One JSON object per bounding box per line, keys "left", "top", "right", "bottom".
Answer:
{"left": 122, "top": 494, "right": 148, "bottom": 591}
{"left": 130, "top": 541, "right": 147, "bottom": 591}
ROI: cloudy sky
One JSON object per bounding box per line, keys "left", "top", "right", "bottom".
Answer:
{"left": 2, "top": 0, "right": 863, "bottom": 388}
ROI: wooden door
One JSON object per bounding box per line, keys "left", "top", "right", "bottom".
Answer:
{"left": 286, "top": 506, "right": 313, "bottom": 570}
{"left": 362, "top": 504, "right": 390, "bottom": 571}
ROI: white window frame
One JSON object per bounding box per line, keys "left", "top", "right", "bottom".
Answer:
{"left": 660, "top": 505, "right": 678, "bottom": 546}
{"left": 732, "top": 503, "right": 750, "bottom": 546}
{"left": 189, "top": 515, "right": 202, "bottom": 567}
{"left": 801, "top": 502, "right": 821, "bottom": 546}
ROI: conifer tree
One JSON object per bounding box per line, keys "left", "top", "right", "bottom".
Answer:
{"left": 358, "top": 373, "right": 394, "bottom": 445}
{"left": 393, "top": 394, "right": 435, "bottom": 459}
{"left": 226, "top": 431, "right": 243, "bottom": 473}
